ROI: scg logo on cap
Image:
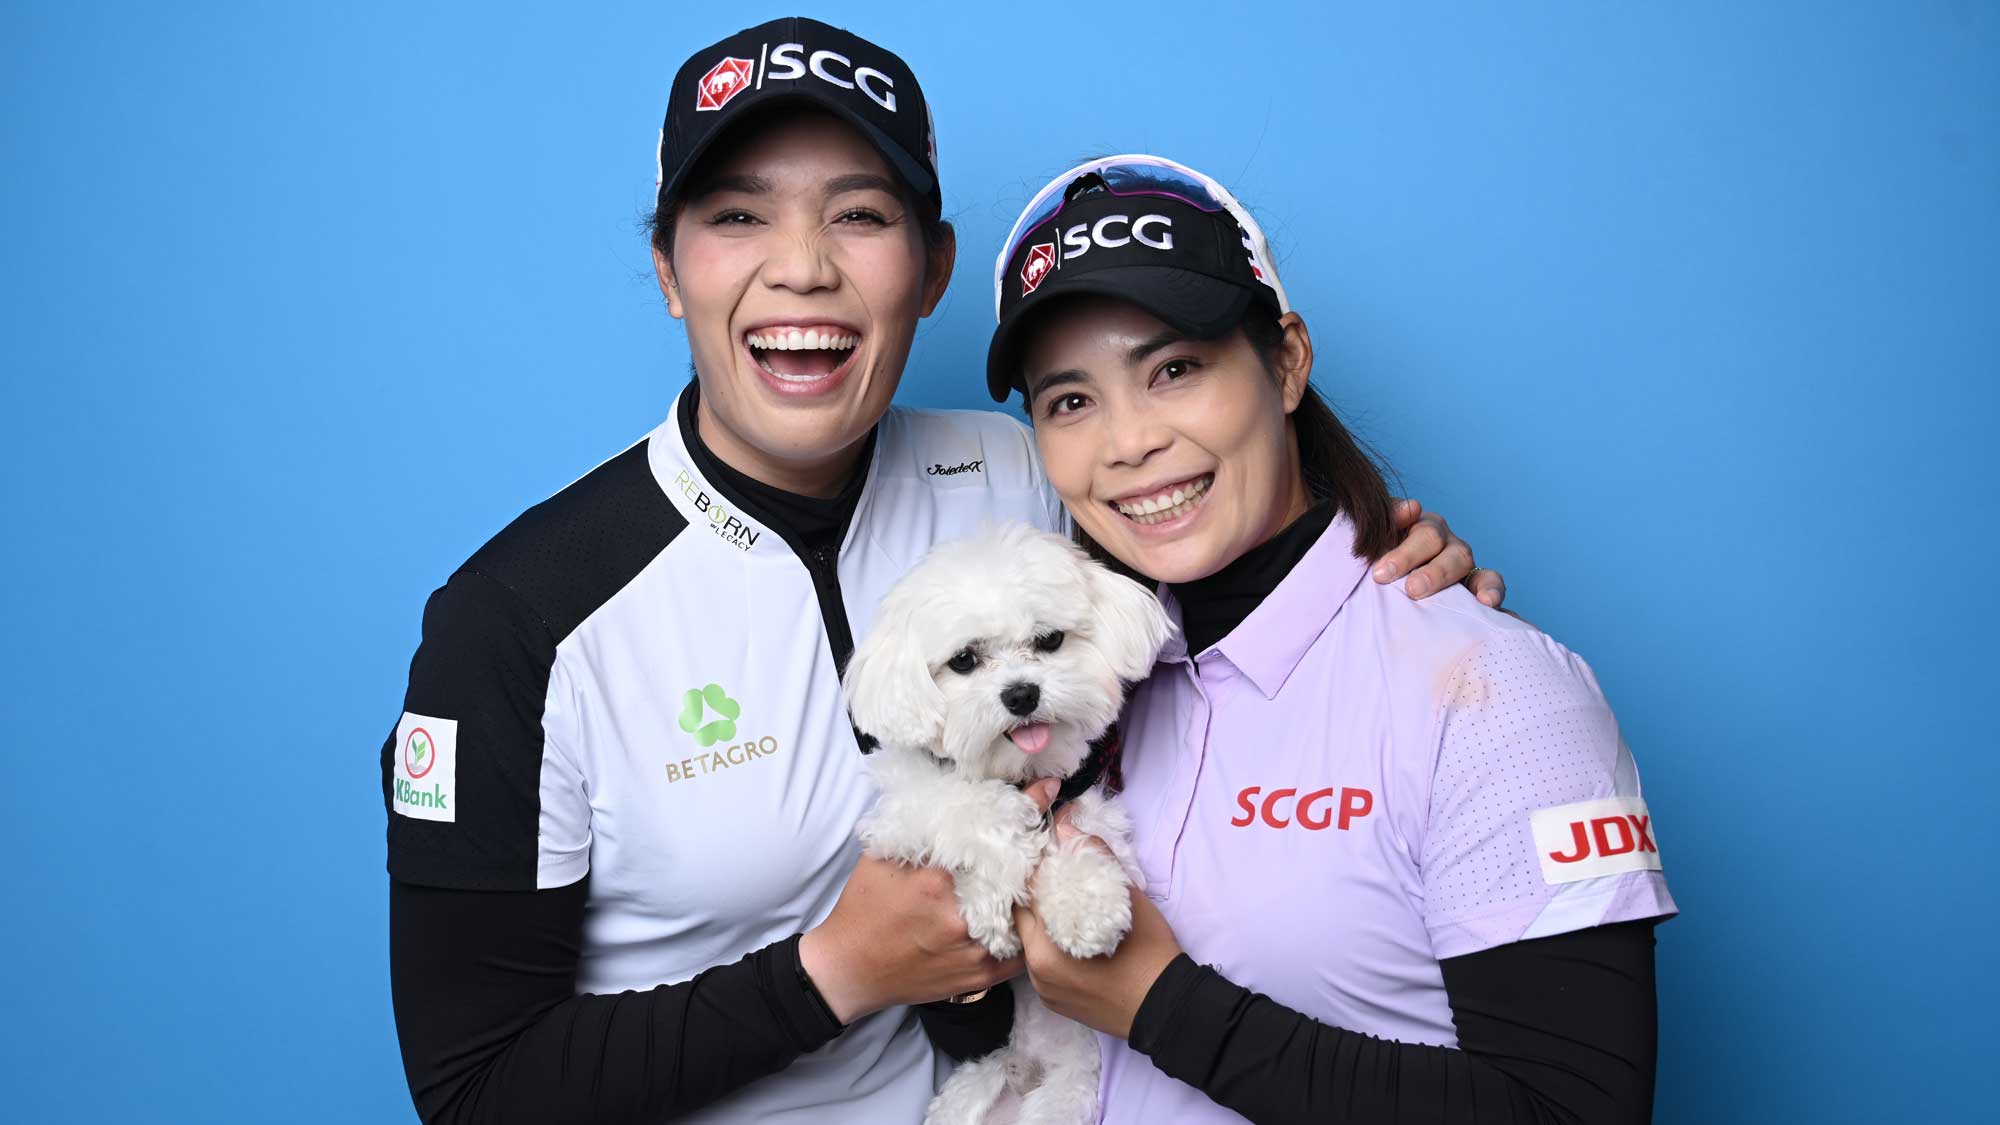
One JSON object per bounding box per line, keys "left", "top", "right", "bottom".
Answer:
{"left": 693, "top": 41, "right": 899, "bottom": 114}
{"left": 696, "top": 57, "right": 755, "bottom": 112}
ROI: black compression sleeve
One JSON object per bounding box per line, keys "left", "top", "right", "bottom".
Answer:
{"left": 389, "top": 877, "right": 844, "bottom": 1124}
{"left": 914, "top": 981, "right": 1015, "bottom": 1061}
{"left": 1128, "top": 920, "right": 1659, "bottom": 1125}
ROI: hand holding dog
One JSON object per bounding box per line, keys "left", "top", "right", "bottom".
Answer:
{"left": 800, "top": 854, "right": 1024, "bottom": 1024}
{"left": 1014, "top": 782, "right": 1183, "bottom": 1040}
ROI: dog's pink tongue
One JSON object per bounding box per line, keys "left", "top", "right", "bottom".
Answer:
{"left": 1007, "top": 723, "right": 1052, "bottom": 754}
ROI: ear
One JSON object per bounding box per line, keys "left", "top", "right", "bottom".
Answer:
{"left": 918, "top": 220, "right": 956, "bottom": 318}
{"left": 652, "top": 245, "right": 686, "bottom": 320}
{"left": 1274, "top": 310, "right": 1313, "bottom": 413}
{"left": 1085, "top": 563, "right": 1174, "bottom": 682}
{"left": 842, "top": 600, "right": 946, "bottom": 752}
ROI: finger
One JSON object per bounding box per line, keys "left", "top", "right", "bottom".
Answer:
{"left": 1389, "top": 496, "right": 1423, "bottom": 533}
{"left": 1467, "top": 567, "right": 1507, "bottom": 608}
{"left": 1406, "top": 538, "right": 1475, "bottom": 601}
{"left": 1373, "top": 512, "right": 1447, "bottom": 585}
{"left": 1025, "top": 778, "right": 1061, "bottom": 813}
{"left": 1012, "top": 903, "right": 1042, "bottom": 944}
{"left": 990, "top": 955, "right": 1026, "bottom": 980}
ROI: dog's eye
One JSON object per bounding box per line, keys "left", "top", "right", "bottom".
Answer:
{"left": 1034, "top": 630, "right": 1066, "bottom": 653}
{"left": 946, "top": 648, "right": 978, "bottom": 675}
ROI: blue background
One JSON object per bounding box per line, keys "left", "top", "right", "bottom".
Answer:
{"left": 4, "top": 2, "right": 1993, "bottom": 1121}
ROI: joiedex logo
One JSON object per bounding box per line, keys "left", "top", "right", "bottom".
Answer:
{"left": 393, "top": 713, "right": 457, "bottom": 823}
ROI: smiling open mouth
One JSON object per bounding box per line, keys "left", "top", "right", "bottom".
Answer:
{"left": 1111, "top": 473, "right": 1213, "bottom": 525}
{"left": 746, "top": 327, "right": 859, "bottom": 382}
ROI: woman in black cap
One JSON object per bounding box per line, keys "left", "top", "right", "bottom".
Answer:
{"left": 988, "top": 156, "right": 1671, "bottom": 1124}
{"left": 382, "top": 23, "right": 1499, "bottom": 1125}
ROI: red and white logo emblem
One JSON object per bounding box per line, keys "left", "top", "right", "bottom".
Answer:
{"left": 695, "top": 57, "right": 755, "bottom": 112}
{"left": 1020, "top": 242, "right": 1056, "bottom": 296}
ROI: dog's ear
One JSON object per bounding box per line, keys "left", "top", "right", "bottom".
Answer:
{"left": 1085, "top": 563, "right": 1174, "bottom": 682}
{"left": 842, "top": 598, "right": 947, "bottom": 753}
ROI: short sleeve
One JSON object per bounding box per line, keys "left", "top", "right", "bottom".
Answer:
{"left": 1419, "top": 630, "right": 1676, "bottom": 960}
{"left": 381, "top": 568, "right": 589, "bottom": 891}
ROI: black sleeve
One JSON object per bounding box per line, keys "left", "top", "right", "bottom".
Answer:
{"left": 1128, "top": 920, "right": 1659, "bottom": 1125}
{"left": 914, "top": 982, "right": 1015, "bottom": 1061}
{"left": 391, "top": 876, "right": 844, "bottom": 1124}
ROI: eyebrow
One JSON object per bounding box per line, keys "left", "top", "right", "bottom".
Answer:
{"left": 1126, "top": 330, "right": 1186, "bottom": 363}
{"left": 1025, "top": 370, "right": 1088, "bottom": 401}
{"left": 685, "top": 173, "right": 773, "bottom": 200}
{"left": 823, "top": 173, "right": 904, "bottom": 199}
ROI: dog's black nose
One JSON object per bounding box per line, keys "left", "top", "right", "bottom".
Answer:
{"left": 1001, "top": 682, "right": 1040, "bottom": 717}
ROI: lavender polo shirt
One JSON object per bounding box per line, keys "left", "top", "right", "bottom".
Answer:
{"left": 1098, "top": 515, "right": 1677, "bottom": 1123}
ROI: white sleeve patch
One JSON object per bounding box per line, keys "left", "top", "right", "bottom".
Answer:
{"left": 392, "top": 712, "right": 458, "bottom": 823}
{"left": 1530, "top": 796, "right": 1659, "bottom": 884}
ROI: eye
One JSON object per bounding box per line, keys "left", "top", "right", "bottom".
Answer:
{"left": 1035, "top": 630, "right": 1065, "bottom": 653}
{"left": 707, "top": 209, "right": 761, "bottom": 227}
{"left": 1151, "top": 358, "right": 1199, "bottom": 385}
{"left": 946, "top": 648, "right": 978, "bottom": 675}
{"left": 1045, "top": 392, "right": 1091, "bottom": 418}
{"left": 834, "top": 208, "right": 889, "bottom": 226}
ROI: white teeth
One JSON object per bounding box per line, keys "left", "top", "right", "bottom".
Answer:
{"left": 1112, "top": 474, "right": 1212, "bottom": 522}
{"left": 747, "top": 330, "right": 859, "bottom": 351}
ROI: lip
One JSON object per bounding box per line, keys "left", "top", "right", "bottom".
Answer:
{"left": 1107, "top": 472, "right": 1211, "bottom": 506}
{"left": 739, "top": 318, "right": 864, "bottom": 399}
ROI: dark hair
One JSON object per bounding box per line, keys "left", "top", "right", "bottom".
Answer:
{"left": 644, "top": 105, "right": 951, "bottom": 263}
{"left": 1239, "top": 305, "right": 1398, "bottom": 561}
{"left": 1047, "top": 301, "right": 1399, "bottom": 573}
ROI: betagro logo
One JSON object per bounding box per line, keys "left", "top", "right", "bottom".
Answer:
{"left": 667, "top": 683, "right": 781, "bottom": 783}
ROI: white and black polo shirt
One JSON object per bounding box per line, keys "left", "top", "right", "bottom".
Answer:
{"left": 383, "top": 386, "right": 1064, "bottom": 1122}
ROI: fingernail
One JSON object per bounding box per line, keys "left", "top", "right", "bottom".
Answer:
{"left": 1372, "top": 562, "right": 1393, "bottom": 582}
{"left": 1407, "top": 576, "right": 1428, "bottom": 597}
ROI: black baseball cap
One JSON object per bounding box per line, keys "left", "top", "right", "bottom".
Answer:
{"left": 986, "top": 155, "right": 1292, "bottom": 402}
{"left": 657, "top": 18, "right": 940, "bottom": 215}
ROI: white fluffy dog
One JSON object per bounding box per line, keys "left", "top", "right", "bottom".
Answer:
{"left": 843, "top": 523, "right": 1173, "bottom": 1125}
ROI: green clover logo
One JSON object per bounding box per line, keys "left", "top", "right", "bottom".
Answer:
{"left": 411, "top": 735, "right": 428, "bottom": 767}
{"left": 677, "top": 683, "right": 740, "bottom": 747}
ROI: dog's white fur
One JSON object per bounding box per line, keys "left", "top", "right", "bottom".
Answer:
{"left": 844, "top": 524, "right": 1173, "bottom": 1125}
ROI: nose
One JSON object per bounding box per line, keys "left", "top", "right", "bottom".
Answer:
{"left": 1100, "top": 397, "right": 1171, "bottom": 469}
{"left": 761, "top": 231, "right": 840, "bottom": 294}
{"left": 1000, "top": 682, "right": 1040, "bottom": 717}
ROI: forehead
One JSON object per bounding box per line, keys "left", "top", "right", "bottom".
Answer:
{"left": 692, "top": 106, "right": 896, "bottom": 193}
{"left": 1019, "top": 297, "right": 1174, "bottom": 372}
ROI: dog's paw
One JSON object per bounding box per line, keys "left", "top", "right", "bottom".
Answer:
{"left": 1032, "top": 842, "right": 1132, "bottom": 959}
{"left": 959, "top": 878, "right": 1025, "bottom": 959}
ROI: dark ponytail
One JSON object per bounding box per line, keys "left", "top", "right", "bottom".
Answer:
{"left": 1238, "top": 307, "right": 1399, "bottom": 562}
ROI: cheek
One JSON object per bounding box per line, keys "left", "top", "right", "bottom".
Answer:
{"left": 1034, "top": 426, "right": 1097, "bottom": 509}
{"left": 839, "top": 236, "right": 928, "bottom": 313}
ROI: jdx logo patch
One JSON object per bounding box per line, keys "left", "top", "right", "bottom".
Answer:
{"left": 1530, "top": 796, "right": 1661, "bottom": 884}
{"left": 393, "top": 712, "right": 457, "bottom": 822}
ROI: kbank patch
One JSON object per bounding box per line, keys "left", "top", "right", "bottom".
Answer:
{"left": 393, "top": 712, "right": 457, "bottom": 822}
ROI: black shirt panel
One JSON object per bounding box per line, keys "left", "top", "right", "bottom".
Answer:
{"left": 1130, "top": 920, "right": 1661, "bottom": 1124}
{"left": 390, "top": 877, "right": 842, "bottom": 1124}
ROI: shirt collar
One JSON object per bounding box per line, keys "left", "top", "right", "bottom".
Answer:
{"left": 1163, "top": 513, "right": 1370, "bottom": 699}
